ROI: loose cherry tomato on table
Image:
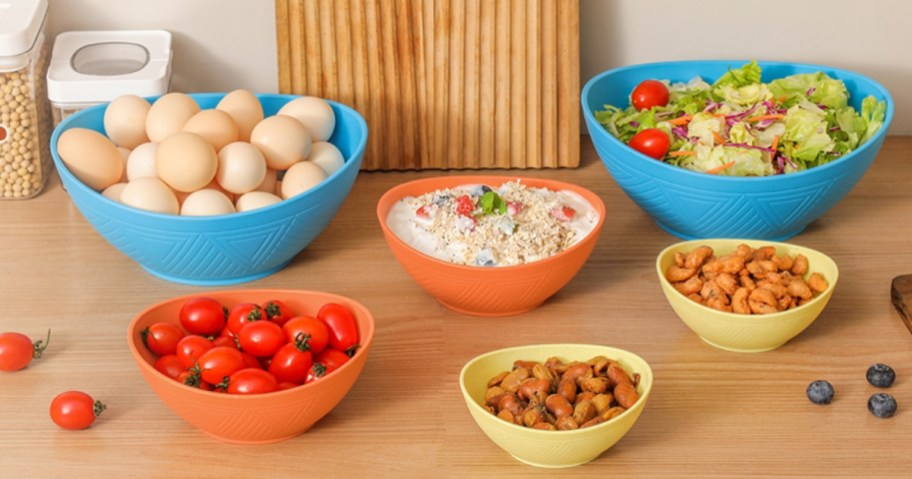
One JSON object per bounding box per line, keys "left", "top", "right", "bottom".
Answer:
{"left": 0, "top": 329, "right": 50, "bottom": 372}
{"left": 176, "top": 335, "right": 214, "bottom": 369}
{"left": 631, "top": 79, "right": 670, "bottom": 111}
{"left": 141, "top": 323, "right": 184, "bottom": 356}
{"left": 196, "top": 346, "right": 246, "bottom": 386}
{"left": 238, "top": 320, "right": 286, "bottom": 358}
{"left": 227, "top": 303, "right": 265, "bottom": 336}
{"left": 154, "top": 354, "right": 185, "bottom": 379}
{"left": 227, "top": 368, "right": 278, "bottom": 394}
{"left": 317, "top": 303, "right": 360, "bottom": 354}
{"left": 50, "top": 391, "right": 106, "bottom": 430}
{"left": 282, "top": 316, "right": 329, "bottom": 354}
{"left": 179, "top": 297, "right": 227, "bottom": 336}
{"left": 315, "top": 348, "right": 351, "bottom": 370}
{"left": 263, "top": 299, "right": 295, "bottom": 326}
{"left": 628, "top": 128, "right": 671, "bottom": 160}
{"left": 269, "top": 336, "right": 313, "bottom": 385}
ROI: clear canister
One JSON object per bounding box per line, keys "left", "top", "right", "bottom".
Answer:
{"left": 0, "top": 0, "right": 52, "bottom": 200}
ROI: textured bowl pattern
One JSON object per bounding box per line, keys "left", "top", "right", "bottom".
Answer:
{"left": 656, "top": 239, "right": 839, "bottom": 352}
{"left": 582, "top": 60, "right": 894, "bottom": 240}
{"left": 127, "top": 289, "right": 375, "bottom": 444}
{"left": 377, "top": 176, "right": 606, "bottom": 317}
{"left": 51, "top": 94, "right": 368, "bottom": 285}
{"left": 460, "top": 344, "right": 652, "bottom": 468}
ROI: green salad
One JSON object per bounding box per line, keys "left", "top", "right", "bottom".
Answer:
{"left": 595, "top": 61, "right": 887, "bottom": 176}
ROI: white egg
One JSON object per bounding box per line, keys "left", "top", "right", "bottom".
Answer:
{"left": 180, "top": 189, "right": 236, "bottom": 216}
{"left": 308, "top": 142, "right": 345, "bottom": 176}
{"left": 217, "top": 141, "right": 267, "bottom": 194}
{"left": 120, "top": 177, "right": 179, "bottom": 214}
{"left": 102, "top": 182, "right": 128, "bottom": 202}
{"left": 236, "top": 191, "right": 283, "bottom": 212}
{"left": 281, "top": 160, "right": 326, "bottom": 199}
{"left": 277, "top": 96, "right": 336, "bottom": 142}
{"left": 126, "top": 142, "right": 159, "bottom": 181}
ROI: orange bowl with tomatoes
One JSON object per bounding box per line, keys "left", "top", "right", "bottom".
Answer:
{"left": 127, "top": 289, "right": 375, "bottom": 444}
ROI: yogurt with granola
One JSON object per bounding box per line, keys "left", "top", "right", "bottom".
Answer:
{"left": 387, "top": 180, "right": 599, "bottom": 266}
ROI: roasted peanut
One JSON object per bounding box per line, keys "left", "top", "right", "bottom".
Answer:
{"left": 484, "top": 386, "right": 506, "bottom": 406}
{"left": 715, "top": 273, "right": 739, "bottom": 296}
{"left": 513, "top": 360, "right": 538, "bottom": 370}
{"left": 607, "top": 364, "right": 633, "bottom": 387}
{"left": 578, "top": 377, "right": 609, "bottom": 394}
{"left": 519, "top": 378, "right": 551, "bottom": 403}
{"left": 674, "top": 251, "right": 686, "bottom": 267}
{"left": 732, "top": 287, "right": 750, "bottom": 315}
{"left": 787, "top": 279, "right": 813, "bottom": 300}
{"left": 562, "top": 363, "right": 593, "bottom": 383}
{"left": 600, "top": 406, "right": 626, "bottom": 421}
{"left": 499, "top": 367, "right": 530, "bottom": 393}
{"left": 497, "top": 409, "right": 515, "bottom": 424}
{"left": 487, "top": 371, "right": 509, "bottom": 388}
{"left": 497, "top": 393, "right": 523, "bottom": 417}
{"left": 590, "top": 393, "right": 614, "bottom": 413}
{"left": 685, "top": 246, "right": 714, "bottom": 269}
{"left": 791, "top": 254, "right": 809, "bottom": 276}
{"left": 555, "top": 415, "right": 579, "bottom": 431}
{"left": 532, "top": 363, "right": 556, "bottom": 386}
{"left": 522, "top": 404, "right": 547, "bottom": 427}
{"left": 532, "top": 422, "right": 556, "bottom": 431}
{"left": 545, "top": 393, "right": 573, "bottom": 418}
{"left": 557, "top": 377, "right": 577, "bottom": 404}
{"left": 666, "top": 265, "right": 698, "bottom": 282}
{"left": 807, "top": 272, "right": 828, "bottom": 293}
{"left": 614, "top": 382, "right": 640, "bottom": 409}
{"left": 575, "top": 391, "right": 596, "bottom": 404}
{"left": 572, "top": 399, "right": 597, "bottom": 425}
{"left": 748, "top": 288, "right": 778, "bottom": 314}
{"left": 674, "top": 276, "right": 704, "bottom": 296}
{"left": 753, "top": 245, "right": 776, "bottom": 261}
{"left": 580, "top": 416, "right": 606, "bottom": 428}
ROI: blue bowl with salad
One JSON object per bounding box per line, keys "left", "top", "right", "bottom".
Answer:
{"left": 582, "top": 60, "right": 893, "bottom": 240}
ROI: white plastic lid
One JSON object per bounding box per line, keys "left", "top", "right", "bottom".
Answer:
{"left": 0, "top": 0, "right": 48, "bottom": 68}
{"left": 47, "top": 30, "right": 173, "bottom": 103}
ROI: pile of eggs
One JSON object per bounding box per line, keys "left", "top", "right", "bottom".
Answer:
{"left": 56, "top": 90, "right": 343, "bottom": 216}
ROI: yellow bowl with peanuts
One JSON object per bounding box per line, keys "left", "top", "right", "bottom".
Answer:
{"left": 459, "top": 344, "right": 653, "bottom": 468}
{"left": 656, "top": 239, "right": 839, "bottom": 353}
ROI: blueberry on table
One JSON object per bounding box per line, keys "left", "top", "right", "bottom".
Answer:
{"left": 867, "top": 393, "right": 897, "bottom": 418}
{"left": 806, "top": 380, "right": 835, "bottom": 405}
{"left": 866, "top": 363, "right": 896, "bottom": 388}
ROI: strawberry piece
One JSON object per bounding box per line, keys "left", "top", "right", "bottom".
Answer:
{"left": 455, "top": 194, "right": 475, "bottom": 217}
{"left": 416, "top": 205, "right": 431, "bottom": 218}
{"left": 551, "top": 205, "right": 576, "bottom": 222}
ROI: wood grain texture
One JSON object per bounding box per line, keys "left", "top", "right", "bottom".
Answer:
{"left": 275, "top": 0, "right": 581, "bottom": 170}
{"left": 2, "top": 137, "right": 912, "bottom": 477}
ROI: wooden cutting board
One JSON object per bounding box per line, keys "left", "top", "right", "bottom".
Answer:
{"left": 275, "top": 0, "right": 580, "bottom": 170}
{"left": 892, "top": 275, "right": 912, "bottom": 335}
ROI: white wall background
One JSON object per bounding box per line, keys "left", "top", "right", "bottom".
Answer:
{"left": 46, "top": 0, "right": 910, "bottom": 134}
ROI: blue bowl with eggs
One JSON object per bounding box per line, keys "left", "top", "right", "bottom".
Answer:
{"left": 582, "top": 60, "right": 893, "bottom": 240}
{"left": 50, "top": 93, "right": 368, "bottom": 285}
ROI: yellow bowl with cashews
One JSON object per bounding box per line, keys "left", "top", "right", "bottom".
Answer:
{"left": 656, "top": 239, "right": 839, "bottom": 353}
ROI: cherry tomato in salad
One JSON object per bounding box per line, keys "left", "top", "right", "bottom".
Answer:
{"left": 263, "top": 299, "right": 295, "bottom": 326}
{"left": 50, "top": 391, "right": 106, "bottom": 430}
{"left": 628, "top": 128, "right": 670, "bottom": 160}
{"left": 153, "top": 354, "right": 185, "bottom": 379}
{"left": 631, "top": 79, "right": 669, "bottom": 111}
{"left": 179, "top": 297, "right": 227, "bottom": 336}
{"left": 306, "top": 362, "right": 336, "bottom": 383}
{"left": 227, "top": 368, "right": 278, "bottom": 394}
{"left": 141, "top": 322, "right": 185, "bottom": 356}
{"left": 282, "top": 316, "right": 329, "bottom": 354}
{"left": 315, "top": 348, "right": 350, "bottom": 370}
{"left": 227, "top": 303, "right": 265, "bottom": 336}
{"left": 0, "top": 330, "right": 50, "bottom": 372}
{"left": 238, "top": 320, "right": 286, "bottom": 358}
{"left": 196, "top": 346, "right": 246, "bottom": 386}
{"left": 268, "top": 340, "right": 313, "bottom": 385}
{"left": 175, "top": 335, "right": 214, "bottom": 369}
{"left": 317, "top": 303, "right": 360, "bottom": 354}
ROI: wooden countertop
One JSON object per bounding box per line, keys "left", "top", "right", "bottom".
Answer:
{"left": 2, "top": 137, "right": 912, "bottom": 478}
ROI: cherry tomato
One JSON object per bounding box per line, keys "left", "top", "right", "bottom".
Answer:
{"left": 268, "top": 340, "right": 313, "bottom": 385}
{"left": 305, "top": 362, "right": 336, "bottom": 383}
{"left": 227, "top": 368, "right": 278, "bottom": 395}
{"left": 631, "top": 79, "right": 669, "bottom": 111}
{"left": 0, "top": 330, "right": 50, "bottom": 372}
{"left": 141, "top": 322, "right": 184, "bottom": 356}
{"left": 175, "top": 335, "right": 214, "bottom": 369}
{"left": 153, "top": 354, "right": 185, "bottom": 379}
{"left": 263, "top": 299, "right": 295, "bottom": 326}
{"left": 50, "top": 391, "right": 106, "bottom": 430}
{"left": 238, "top": 320, "right": 286, "bottom": 358}
{"left": 317, "top": 303, "right": 360, "bottom": 354}
{"left": 277, "top": 381, "right": 298, "bottom": 391}
{"left": 227, "top": 303, "right": 265, "bottom": 336}
{"left": 212, "top": 335, "right": 240, "bottom": 350}
{"left": 196, "top": 346, "right": 246, "bottom": 386}
{"left": 179, "top": 297, "right": 227, "bottom": 336}
{"left": 282, "top": 316, "right": 329, "bottom": 354}
{"left": 241, "top": 351, "right": 262, "bottom": 370}
{"left": 315, "top": 348, "right": 350, "bottom": 370}
{"left": 176, "top": 370, "right": 212, "bottom": 390}
{"left": 628, "top": 128, "right": 670, "bottom": 160}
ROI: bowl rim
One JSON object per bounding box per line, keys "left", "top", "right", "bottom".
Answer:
{"left": 581, "top": 59, "right": 895, "bottom": 183}
{"left": 458, "top": 343, "right": 653, "bottom": 436}
{"left": 50, "top": 92, "right": 369, "bottom": 223}
{"left": 126, "top": 288, "right": 376, "bottom": 399}
{"left": 655, "top": 238, "right": 840, "bottom": 321}
{"left": 376, "top": 175, "right": 607, "bottom": 271}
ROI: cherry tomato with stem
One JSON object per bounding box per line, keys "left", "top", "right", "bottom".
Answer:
{"left": 227, "top": 368, "right": 278, "bottom": 394}
{"left": 175, "top": 335, "right": 214, "bottom": 369}
{"left": 141, "top": 322, "right": 184, "bottom": 356}
{"left": 227, "top": 303, "right": 265, "bottom": 336}
{"left": 283, "top": 316, "right": 329, "bottom": 354}
{"left": 317, "top": 303, "right": 360, "bottom": 354}
{"left": 0, "top": 329, "right": 50, "bottom": 372}
{"left": 176, "top": 370, "right": 212, "bottom": 390}
{"left": 196, "top": 346, "right": 246, "bottom": 386}
{"left": 306, "top": 362, "right": 336, "bottom": 383}
{"left": 263, "top": 299, "right": 295, "bottom": 326}
{"left": 315, "top": 348, "right": 350, "bottom": 370}
{"left": 631, "top": 79, "right": 670, "bottom": 111}
{"left": 268, "top": 334, "right": 313, "bottom": 385}
{"left": 153, "top": 354, "right": 185, "bottom": 379}
{"left": 628, "top": 128, "right": 671, "bottom": 160}
{"left": 50, "top": 391, "right": 106, "bottom": 430}
{"left": 238, "top": 320, "right": 286, "bottom": 358}
{"left": 179, "top": 297, "right": 227, "bottom": 336}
